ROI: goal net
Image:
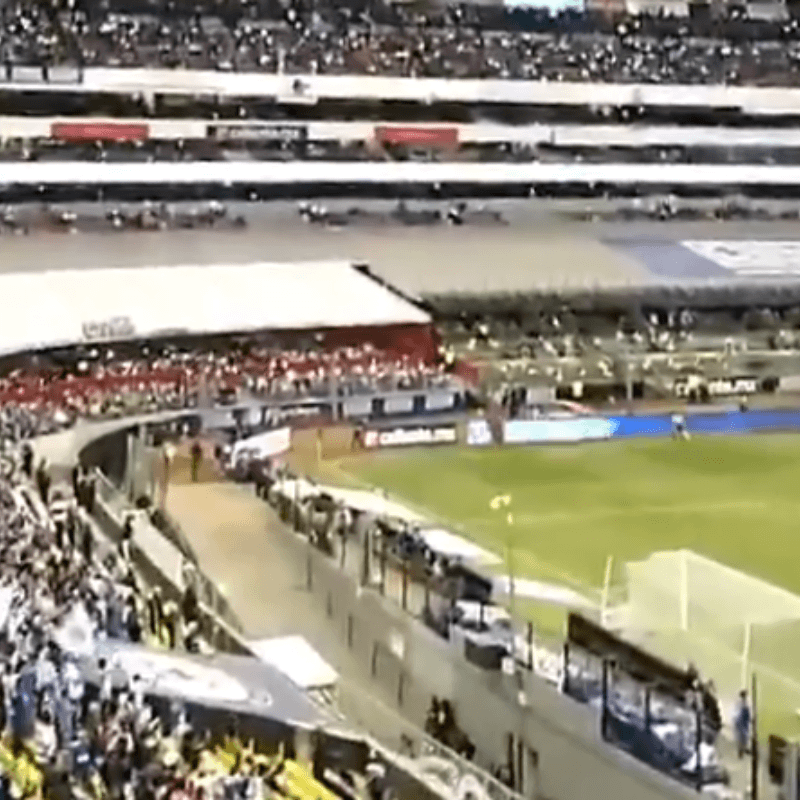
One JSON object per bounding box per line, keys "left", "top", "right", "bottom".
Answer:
{"left": 622, "top": 550, "right": 800, "bottom": 697}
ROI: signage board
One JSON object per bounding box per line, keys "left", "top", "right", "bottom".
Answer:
{"left": 673, "top": 376, "right": 760, "bottom": 398}
{"left": 52, "top": 122, "right": 149, "bottom": 142}
{"left": 466, "top": 419, "right": 494, "bottom": 446}
{"left": 504, "top": 417, "right": 616, "bottom": 444}
{"left": 363, "top": 425, "right": 457, "bottom": 448}
{"left": 82, "top": 316, "right": 136, "bottom": 341}
{"left": 208, "top": 124, "right": 308, "bottom": 143}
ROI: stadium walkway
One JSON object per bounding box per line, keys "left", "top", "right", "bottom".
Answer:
{"left": 163, "top": 468, "right": 437, "bottom": 748}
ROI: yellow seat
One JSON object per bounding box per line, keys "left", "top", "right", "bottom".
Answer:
{"left": 273, "top": 759, "right": 340, "bottom": 800}
{"left": 0, "top": 739, "right": 43, "bottom": 795}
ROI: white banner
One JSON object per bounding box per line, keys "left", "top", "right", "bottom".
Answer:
{"left": 504, "top": 417, "right": 615, "bottom": 444}
{"left": 231, "top": 426, "right": 291, "bottom": 461}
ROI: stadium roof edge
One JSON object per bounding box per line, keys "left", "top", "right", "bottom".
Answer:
{"left": 0, "top": 261, "right": 430, "bottom": 356}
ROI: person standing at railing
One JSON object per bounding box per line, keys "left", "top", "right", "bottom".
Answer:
{"left": 119, "top": 515, "right": 134, "bottom": 570}
{"left": 70, "top": 464, "right": 81, "bottom": 499}
{"left": 80, "top": 517, "right": 94, "bottom": 566}
{"left": 35, "top": 459, "right": 50, "bottom": 506}
{"left": 21, "top": 444, "right": 32, "bottom": 480}
{"left": 161, "top": 441, "right": 176, "bottom": 508}
{"left": 190, "top": 441, "right": 203, "bottom": 484}
{"left": 734, "top": 690, "right": 751, "bottom": 759}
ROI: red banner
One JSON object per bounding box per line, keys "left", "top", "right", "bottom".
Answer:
{"left": 374, "top": 126, "right": 458, "bottom": 147}
{"left": 50, "top": 122, "right": 150, "bottom": 142}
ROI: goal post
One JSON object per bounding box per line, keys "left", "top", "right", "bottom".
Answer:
{"left": 623, "top": 549, "right": 800, "bottom": 697}
{"left": 741, "top": 619, "right": 752, "bottom": 691}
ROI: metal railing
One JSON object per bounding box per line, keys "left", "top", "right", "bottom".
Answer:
{"left": 94, "top": 467, "right": 244, "bottom": 635}
{"left": 335, "top": 676, "right": 523, "bottom": 800}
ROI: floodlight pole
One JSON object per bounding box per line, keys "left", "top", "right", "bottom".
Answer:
{"left": 601, "top": 659, "right": 610, "bottom": 740}
{"left": 506, "top": 511, "right": 516, "bottom": 620}
{"left": 490, "top": 494, "right": 515, "bottom": 619}
{"left": 600, "top": 555, "right": 614, "bottom": 627}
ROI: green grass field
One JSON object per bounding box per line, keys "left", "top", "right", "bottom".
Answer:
{"left": 332, "top": 434, "right": 800, "bottom": 737}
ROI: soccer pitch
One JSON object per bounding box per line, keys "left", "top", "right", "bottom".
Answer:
{"left": 334, "top": 434, "right": 800, "bottom": 737}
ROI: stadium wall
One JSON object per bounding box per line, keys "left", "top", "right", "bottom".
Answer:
{"left": 277, "top": 516, "right": 699, "bottom": 800}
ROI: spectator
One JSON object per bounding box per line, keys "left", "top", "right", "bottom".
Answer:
{"left": 35, "top": 458, "right": 51, "bottom": 505}
{"left": 734, "top": 690, "right": 751, "bottom": 759}
{"left": 190, "top": 440, "right": 203, "bottom": 483}
{"left": 21, "top": 443, "right": 32, "bottom": 478}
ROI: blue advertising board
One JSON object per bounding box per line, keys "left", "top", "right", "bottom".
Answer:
{"left": 608, "top": 409, "right": 800, "bottom": 439}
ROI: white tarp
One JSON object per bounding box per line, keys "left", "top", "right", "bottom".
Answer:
{"left": 683, "top": 240, "right": 800, "bottom": 278}
{"left": 0, "top": 261, "right": 430, "bottom": 355}
{"left": 321, "top": 487, "right": 427, "bottom": 522}
{"left": 492, "top": 577, "right": 595, "bottom": 610}
{"left": 418, "top": 528, "right": 501, "bottom": 567}
{"left": 273, "top": 477, "right": 321, "bottom": 501}
{"left": 247, "top": 636, "right": 339, "bottom": 691}
{"left": 231, "top": 427, "right": 291, "bottom": 462}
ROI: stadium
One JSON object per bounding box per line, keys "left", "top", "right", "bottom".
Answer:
{"left": 9, "top": 1, "right": 800, "bottom": 800}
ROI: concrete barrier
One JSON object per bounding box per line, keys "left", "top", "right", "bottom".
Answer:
{"left": 278, "top": 519, "right": 698, "bottom": 800}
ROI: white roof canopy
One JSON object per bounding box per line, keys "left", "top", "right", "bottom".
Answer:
{"left": 0, "top": 261, "right": 429, "bottom": 355}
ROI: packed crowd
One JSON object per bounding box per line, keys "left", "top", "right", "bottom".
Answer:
{"left": 0, "top": 341, "right": 454, "bottom": 429}
{"left": 3, "top": 0, "right": 800, "bottom": 85}
{"left": 0, "top": 424, "right": 407, "bottom": 800}
{"left": 7, "top": 138, "right": 797, "bottom": 167}
{"left": 0, "top": 437, "right": 208, "bottom": 800}
{"left": 1, "top": 200, "right": 247, "bottom": 235}
{"left": 0, "top": 140, "right": 371, "bottom": 164}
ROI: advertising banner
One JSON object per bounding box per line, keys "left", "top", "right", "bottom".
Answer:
{"left": 609, "top": 409, "right": 800, "bottom": 439}
{"left": 363, "top": 424, "right": 457, "bottom": 448}
{"left": 673, "top": 376, "right": 760, "bottom": 398}
{"left": 503, "top": 417, "right": 616, "bottom": 445}
{"left": 81, "top": 316, "right": 136, "bottom": 341}
{"left": 51, "top": 122, "right": 149, "bottom": 142}
{"left": 231, "top": 426, "right": 291, "bottom": 461}
{"left": 207, "top": 124, "right": 307, "bottom": 143}
{"left": 424, "top": 391, "right": 457, "bottom": 412}
{"left": 467, "top": 419, "right": 494, "bottom": 446}
{"left": 374, "top": 126, "right": 459, "bottom": 147}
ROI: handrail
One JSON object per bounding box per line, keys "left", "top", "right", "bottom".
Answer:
{"left": 94, "top": 467, "right": 244, "bottom": 635}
